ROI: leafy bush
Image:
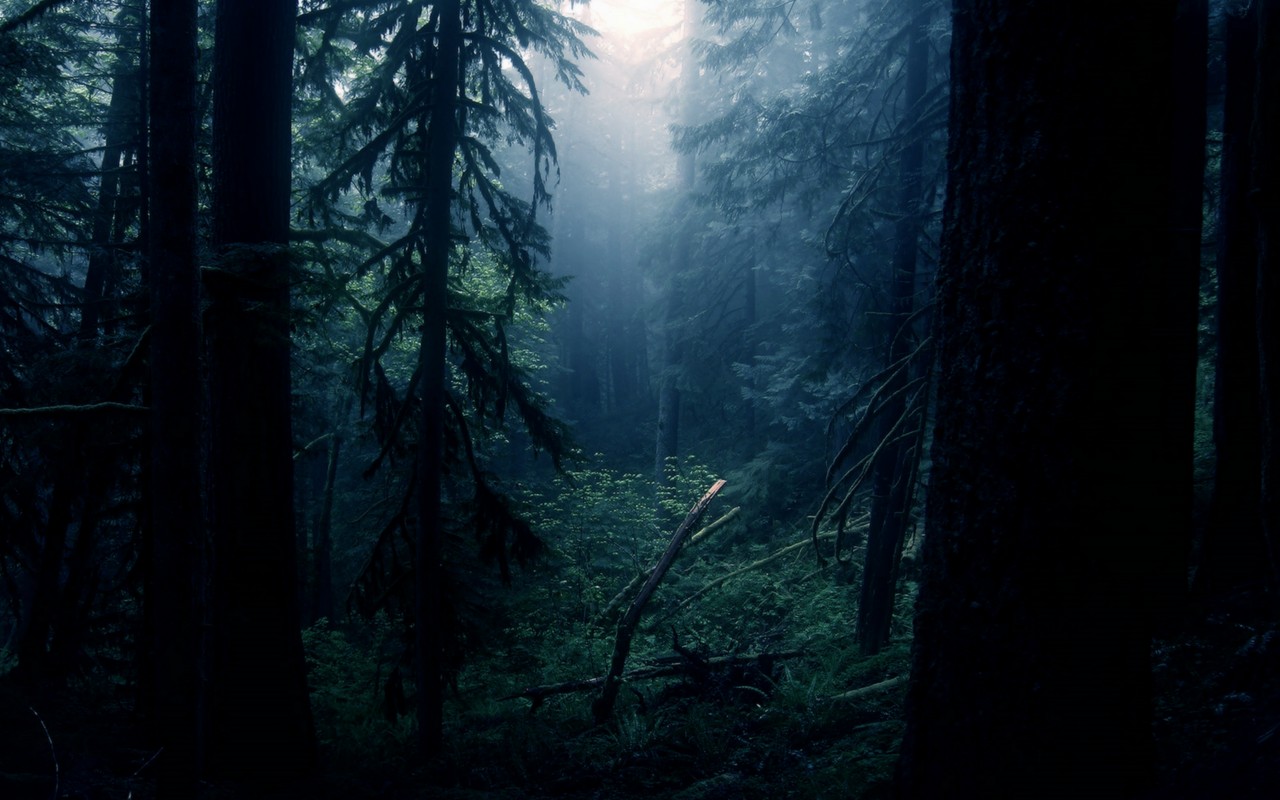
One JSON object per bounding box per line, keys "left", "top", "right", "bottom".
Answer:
{"left": 302, "top": 615, "right": 414, "bottom": 767}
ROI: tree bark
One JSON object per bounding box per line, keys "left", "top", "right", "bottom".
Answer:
{"left": 146, "top": 0, "right": 202, "bottom": 792}
{"left": 206, "top": 0, "right": 315, "bottom": 782}
{"left": 896, "top": 4, "right": 1174, "bottom": 796}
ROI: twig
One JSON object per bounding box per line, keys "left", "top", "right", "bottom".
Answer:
{"left": 28, "top": 706, "right": 58, "bottom": 800}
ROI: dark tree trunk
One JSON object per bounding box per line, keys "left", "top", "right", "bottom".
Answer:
{"left": 654, "top": 377, "right": 681, "bottom": 484}
{"left": 314, "top": 434, "right": 339, "bottom": 623}
{"left": 81, "top": 5, "right": 140, "bottom": 341}
{"left": 896, "top": 4, "right": 1174, "bottom": 797}
{"left": 146, "top": 0, "right": 203, "bottom": 792}
{"left": 14, "top": 459, "right": 77, "bottom": 680}
{"left": 206, "top": 0, "right": 315, "bottom": 782}
{"left": 416, "top": 0, "right": 462, "bottom": 760}
{"left": 1145, "top": 0, "right": 1207, "bottom": 627}
{"left": 857, "top": 0, "right": 928, "bottom": 656}
{"left": 1254, "top": 0, "right": 1280, "bottom": 593}
{"left": 1201, "top": 3, "right": 1268, "bottom": 598}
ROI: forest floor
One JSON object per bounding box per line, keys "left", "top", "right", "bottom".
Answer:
{"left": 2, "top": 605, "right": 1278, "bottom": 798}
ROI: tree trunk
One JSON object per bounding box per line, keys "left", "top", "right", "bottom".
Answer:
{"left": 1201, "top": 3, "right": 1268, "bottom": 598}
{"left": 314, "top": 434, "right": 339, "bottom": 623}
{"left": 146, "top": 0, "right": 203, "bottom": 792}
{"left": 206, "top": 0, "right": 315, "bottom": 782}
{"left": 1254, "top": 0, "right": 1280, "bottom": 594}
{"left": 857, "top": 0, "right": 928, "bottom": 657}
{"left": 80, "top": 4, "right": 141, "bottom": 341}
{"left": 416, "top": 0, "right": 462, "bottom": 760}
{"left": 896, "top": 4, "right": 1174, "bottom": 796}
{"left": 1145, "top": 0, "right": 1207, "bottom": 628}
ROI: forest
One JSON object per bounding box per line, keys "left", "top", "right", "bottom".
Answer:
{"left": 0, "top": 0, "right": 1277, "bottom": 797}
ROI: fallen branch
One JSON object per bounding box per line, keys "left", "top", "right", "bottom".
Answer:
{"left": 593, "top": 506, "right": 740, "bottom": 628}
{"left": 0, "top": 402, "right": 148, "bottom": 416}
{"left": 503, "top": 650, "right": 804, "bottom": 708}
{"left": 827, "top": 675, "right": 905, "bottom": 703}
{"left": 689, "top": 505, "right": 741, "bottom": 546}
{"left": 592, "top": 480, "right": 726, "bottom": 724}
{"left": 657, "top": 527, "right": 856, "bottom": 624}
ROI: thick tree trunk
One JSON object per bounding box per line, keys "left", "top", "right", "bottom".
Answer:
{"left": 206, "top": 0, "right": 315, "bottom": 782}
{"left": 1254, "top": 0, "right": 1280, "bottom": 594}
{"left": 1201, "top": 3, "right": 1268, "bottom": 598}
{"left": 417, "top": 0, "right": 462, "bottom": 760}
{"left": 146, "top": 0, "right": 203, "bottom": 792}
{"left": 896, "top": 4, "right": 1174, "bottom": 796}
{"left": 857, "top": 0, "right": 928, "bottom": 657}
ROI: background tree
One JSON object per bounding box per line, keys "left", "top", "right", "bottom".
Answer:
{"left": 897, "top": 3, "right": 1176, "bottom": 796}
{"left": 855, "top": 0, "right": 932, "bottom": 656}
{"left": 0, "top": 0, "right": 147, "bottom": 687}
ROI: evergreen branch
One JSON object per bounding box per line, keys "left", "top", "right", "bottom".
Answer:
{"left": 0, "top": 0, "right": 73, "bottom": 34}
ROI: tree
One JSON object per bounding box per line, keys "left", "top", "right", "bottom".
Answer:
{"left": 1, "top": 0, "right": 141, "bottom": 686}
{"left": 856, "top": 0, "right": 931, "bottom": 656}
{"left": 896, "top": 3, "right": 1176, "bottom": 796}
{"left": 294, "top": 0, "right": 589, "bottom": 757}
{"left": 654, "top": 0, "right": 700, "bottom": 489}
{"left": 146, "top": 0, "right": 202, "bottom": 792}
{"left": 205, "top": 0, "right": 316, "bottom": 781}
{"left": 1146, "top": 0, "right": 1207, "bottom": 625}
{"left": 1201, "top": 1, "right": 1269, "bottom": 598}
{"left": 415, "top": 0, "right": 462, "bottom": 759}
{"left": 1255, "top": 0, "right": 1280, "bottom": 596}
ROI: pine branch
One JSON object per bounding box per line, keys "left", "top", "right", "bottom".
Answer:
{"left": 0, "top": 0, "right": 72, "bottom": 34}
